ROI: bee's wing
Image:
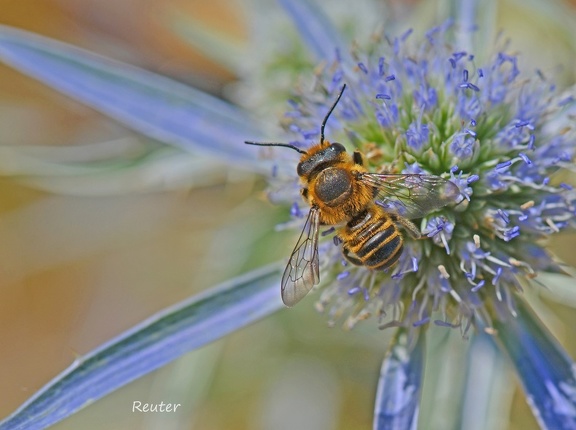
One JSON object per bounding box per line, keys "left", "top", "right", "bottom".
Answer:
{"left": 281, "top": 206, "right": 321, "bottom": 307}
{"left": 360, "top": 173, "right": 461, "bottom": 219}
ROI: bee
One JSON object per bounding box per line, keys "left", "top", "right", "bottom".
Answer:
{"left": 246, "top": 84, "right": 460, "bottom": 306}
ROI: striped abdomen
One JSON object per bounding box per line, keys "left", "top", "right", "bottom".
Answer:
{"left": 341, "top": 206, "right": 403, "bottom": 270}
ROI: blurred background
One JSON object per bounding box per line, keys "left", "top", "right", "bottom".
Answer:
{"left": 0, "top": 1, "right": 575, "bottom": 429}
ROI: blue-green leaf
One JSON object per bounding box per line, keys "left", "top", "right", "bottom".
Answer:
{"left": 373, "top": 328, "right": 425, "bottom": 430}
{"left": 418, "top": 326, "right": 469, "bottom": 430}
{"left": 494, "top": 298, "right": 576, "bottom": 429}
{"left": 0, "top": 263, "right": 283, "bottom": 430}
{"left": 0, "top": 25, "right": 263, "bottom": 165}
{"left": 458, "top": 334, "right": 513, "bottom": 430}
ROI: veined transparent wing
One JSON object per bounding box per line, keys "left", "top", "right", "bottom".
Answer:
{"left": 281, "top": 207, "right": 321, "bottom": 306}
{"left": 360, "top": 173, "right": 461, "bottom": 219}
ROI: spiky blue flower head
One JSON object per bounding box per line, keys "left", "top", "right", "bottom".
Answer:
{"left": 266, "top": 22, "right": 576, "bottom": 334}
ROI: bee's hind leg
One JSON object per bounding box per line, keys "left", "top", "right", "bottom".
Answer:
{"left": 392, "top": 214, "right": 421, "bottom": 239}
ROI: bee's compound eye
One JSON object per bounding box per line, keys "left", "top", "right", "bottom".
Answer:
{"left": 331, "top": 142, "right": 346, "bottom": 153}
{"left": 297, "top": 160, "right": 309, "bottom": 177}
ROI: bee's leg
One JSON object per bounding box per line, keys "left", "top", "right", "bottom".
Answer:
{"left": 393, "top": 215, "right": 421, "bottom": 239}
{"left": 342, "top": 244, "right": 363, "bottom": 266}
{"left": 353, "top": 151, "right": 364, "bottom": 166}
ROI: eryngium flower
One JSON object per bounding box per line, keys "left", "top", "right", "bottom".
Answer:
{"left": 264, "top": 23, "right": 576, "bottom": 334}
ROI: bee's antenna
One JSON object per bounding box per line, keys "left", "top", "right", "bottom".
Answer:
{"left": 244, "top": 141, "right": 308, "bottom": 155}
{"left": 320, "top": 83, "right": 347, "bottom": 145}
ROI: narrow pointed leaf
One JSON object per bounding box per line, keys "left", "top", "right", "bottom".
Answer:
{"left": 373, "top": 328, "right": 425, "bottom": 430}
{"left": 418, "top": 327, "right": 469, "bottom": 430}
{"left": 458, "top": 334, "right": 514, "bottom": 430}
{"left": 277, "top": 0, "right": 347, "bottom": 62}
{"left": 0, "top": 26, "right": 263, "bottom": 165}
{"left": 538, "top": 272, "right": 576, "bottom": 309}
{"left": 0, "top": 263, "right": 283, "bottom": 430}
{"left": 494, "top": 298, "right": 576, "bottom": 429}
{"left": 0, "top": 142, "right": 232, "bottom": 195}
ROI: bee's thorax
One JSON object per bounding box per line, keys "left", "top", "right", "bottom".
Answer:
{"left": 314, "top": 167, "right": 353, "bottom": 206}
